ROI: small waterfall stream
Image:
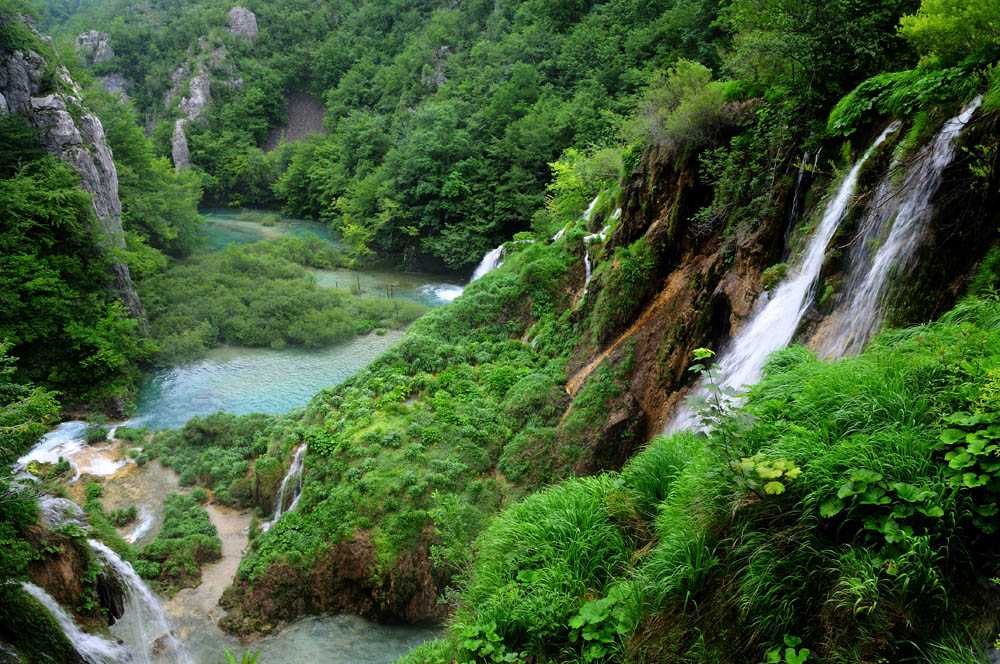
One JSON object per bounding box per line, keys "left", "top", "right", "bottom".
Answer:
{"left": 470, "top": 245, "right": 505, "bottom": 282}
{"left": 583, "top": 226, "right": 611, "bottom": 291}
{"left": 88, "top": 540, "right": 194, "bottom": 664}
{"left": 262, "top": 445, "right": 307, "bottom": 532}
{"left": 812, "top": 96, "right": 984, "bottom": 357}
{"left": 665, "top": 122, "right": 900, "bottom": 432}
{"left": 273, "top": 445, "right": 307, "bottom": 521}
{"left": 21, "top": 582, "right": 131, "bottom": 664}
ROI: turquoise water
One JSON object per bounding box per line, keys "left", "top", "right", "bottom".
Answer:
{"left": 313, "top": 268, "right": 464, "bottom": 307}
{"left": 130, "top": 331, "right": 404, "bottom": 430}
{"left": 199, "top": 209, "right": 339, "bottom": 251}
{"left": 170, "top": 614, "right": 437, "bottom": 664}
{"left": 127, "top": 212, "right": 465, "bottom": 431}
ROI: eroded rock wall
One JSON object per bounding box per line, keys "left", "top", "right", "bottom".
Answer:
{"left": 0, "top": 43, "right": 145, "bottom": 322}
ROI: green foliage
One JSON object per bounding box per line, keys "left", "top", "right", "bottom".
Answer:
{"left": 44, "top": 0, "right": 727, "bottom": 268}
{"left": 760, "top": 263, "right": 787, "bottom": 291}
{"left": 423, "top": 294, "right": 1000, "bottom": 662}
{"left": 899, "top": 0, "right": 1000, "bottom": 64}
{"left": 86, "top": 88, "right": 204, "bottom": 256}
{"left": 142, "top": 238, "right": 425, "bottom": 364}
{"left": 631, "top": 59, "right": 731, "bottom": 157}
{"left": 723, "top": 0, "right": 919, "bottom": 109}
{"left": 589, "top": 239, "right": 656, "bottom": 345}
{"left": 218, "top": 649, "right": 261, "bottom": 664}
{"left": 762, "top": 635, "right": 810, "bottom": 664}
{"left": 147, "top": 412, "right": 276, "bottom": 509}
{"left": 141, "top": 492, "right": 222, "bottom": 591}
{"left": 0, "top": 342, "right": 60, "bottom": 470}
{"left": 828, "top": 66, "right": 980, "bottom": 136}
{"left": 0, "top": 119, "right": 154, "bottom": 403}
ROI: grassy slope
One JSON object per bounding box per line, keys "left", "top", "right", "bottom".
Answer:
{"left": 401, "top": 290, "right": 1000, "bottom": 663}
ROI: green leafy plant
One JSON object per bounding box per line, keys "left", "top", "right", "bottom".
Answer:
{"left": 218, "top": 649, "right": 260, "bottom": 664}
{"left": 935, "top": 409, "right": 1000, "bottom": 532}
{"left": 457, "top": 621, "right": 522, "bottom": 663}
{"left": 763, "top": 635, "right": 810, "bottom": 664}
{"left": 567, "top": 592, "right": 631, "bottom": 662}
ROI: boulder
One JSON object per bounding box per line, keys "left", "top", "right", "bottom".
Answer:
{"left": 228, "top": 7, "right": 258, "bottom": 41}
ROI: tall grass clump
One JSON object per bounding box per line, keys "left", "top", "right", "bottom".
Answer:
{"left": 451, "top": 475, "right": 630, "bottom": 655}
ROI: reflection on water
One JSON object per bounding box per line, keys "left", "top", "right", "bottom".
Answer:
{"left": 130, "top": 331, "right": 405, "bottom": 431}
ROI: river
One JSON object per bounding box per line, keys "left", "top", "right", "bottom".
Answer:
{"left": 21, "top": 210, "right": 453, "bottom": 662}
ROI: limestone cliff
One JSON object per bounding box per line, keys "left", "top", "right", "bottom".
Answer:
{"left": 0, "top": 38, "right": 145, "bottom": 322}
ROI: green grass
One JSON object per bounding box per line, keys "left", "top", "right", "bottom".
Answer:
{"left": 405, "top": 293, "right": 1000, "bottom": 663}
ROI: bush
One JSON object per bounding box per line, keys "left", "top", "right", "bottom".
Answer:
{"left": 140, "top": 493, "right": 221, "bottom": 590}
{"left": 632, "top": 60, "right": 732, "bottom": 156}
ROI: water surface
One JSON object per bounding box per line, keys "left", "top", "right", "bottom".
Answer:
{"left": 130, "top": 331, "right": 405, "bottom": 430}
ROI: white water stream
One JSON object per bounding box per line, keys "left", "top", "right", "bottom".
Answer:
{"left": 665, "top": 122, "right": 901, "bottom": 432}
{"left": 470, "top": 245, "right": 505, "bottom": 282}
{"left": 812, "top": 96, "right": 983, "bottom": 357}
{"left": 21, "top": 582, "right": 131, "bottom": 664}
{"left": 262, "top": 445, "right": 307, "bottom": 532}
{"left": 88, "top": 539, "right": 194, "bottom": 664}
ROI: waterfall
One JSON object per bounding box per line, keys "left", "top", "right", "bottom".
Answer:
{"left": 583, "top": 226, "right": 611, "bottom": 291}
{"left": 470, "top": 245, "right": 505, "bottom": 282}
{"left": 261, "top": 445, "right": 307, "bottom": 532}
{"left": 665, "top": 122, "right": 901, "bottom": 432}
{"left": 783, "top": 149, "right": 811, "bottom": 252}
{"left": 273, "top": 445, "right": 307, "bottom": 521}
{"left": 812, "top": 96, "right": 984, "bottom": 358}
{"left": 20, "top": 582, "right": 131, "bottom": 664}
{"left": 88, "top": 539, "right": 194, "bottom": 664}
{"left": 582, "top": 195, "right": 599, "bottom": 223}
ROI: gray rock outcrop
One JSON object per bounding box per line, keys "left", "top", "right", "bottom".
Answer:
{"left": 228, "top": 7, "right": 258, "bottom": 41}
{"left": 75, "top": 30, "right": 113, "bottom": 65}
{"left": 178, "top": 71, "right": 211, "bottom": 119}
{"left": 0, "top": 44, "right": 145, "bottom": 322}
{"left": 97, "top": 72, "right": 128, "bottom": 98}
{"left": 172, "top": 118, "right": 191, "bottom": 170}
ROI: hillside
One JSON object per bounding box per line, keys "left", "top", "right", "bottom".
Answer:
{"left": 2, "top": 0, "right": 1000, "bottom": 662}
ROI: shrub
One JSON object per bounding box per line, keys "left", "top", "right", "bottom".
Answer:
{"left": 632, "top": 60, "right": 732, "bottom": 156}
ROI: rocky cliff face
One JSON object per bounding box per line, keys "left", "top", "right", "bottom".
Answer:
{"left": 0, "top": 41, "right": 145, "bottom": 322}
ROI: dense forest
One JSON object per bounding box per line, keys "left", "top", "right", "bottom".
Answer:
{"left": 3, "top": 0, "right": 1000, "bottom": 661}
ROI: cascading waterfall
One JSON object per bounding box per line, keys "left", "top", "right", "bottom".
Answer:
{"left": 665, "top": 122, "right": 901, "bottom": 432}
{"left": 583, "top": 226, "right": 611, "bottom": 291}
{"left": 582, "top": 195, "right": 599, "bottom": 223}
{"left": 88, "top": 539, "right": 194, "bottom": 664}
{"left": 812, "top": 96, "right": 984, "bottom": 358}
{"left": 273, "top": 445, "right": 307, "bottom": 521}
{"left": 261, "top": 445, "right": 308, "bottom": 533}
{"left": 20, "top": 582, "right": 131, "bottom": 664}
{"left": 470, "top": 245, "right": 505, "bottom": 282}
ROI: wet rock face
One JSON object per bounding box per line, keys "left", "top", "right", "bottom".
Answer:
{"left": 95, "top": 572, "right": 125, "bottom": 624}
{"left": 38, "top": 498, "right": 89, "bottom": 532}
{"left": 228, "top": 7, "right": 258, "bottom": 41}
{"left": 75, "top": 30, "right": 113, "bottom": 65}
{"left": 0, "top": 44, "right": 145, "bottom": 322}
